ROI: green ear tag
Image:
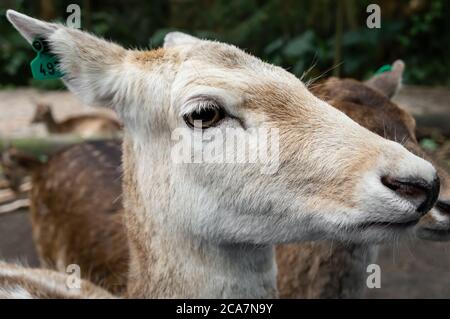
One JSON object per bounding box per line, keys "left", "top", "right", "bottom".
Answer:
{"left": 374, "top": 64, "right": 392, "bottom": 75}
{"left": 30, "top": 38, "right": 63, "bottom": 80}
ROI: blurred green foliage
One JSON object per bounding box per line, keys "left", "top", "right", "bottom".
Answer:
{"left": 1, "top": 0, "right": 450, "bottom": 89}
{"left": 420, "top": 138, "right": 439, "bottom": 152}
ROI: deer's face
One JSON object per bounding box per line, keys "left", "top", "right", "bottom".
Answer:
{"left": 312, "top": 72, "right": 450, "bottom": 242}
{"left": 7, "top": 12, "right": 440, "bottom": 245}
{"left": 136, "top": 34, "right": 440, "bottom": 244}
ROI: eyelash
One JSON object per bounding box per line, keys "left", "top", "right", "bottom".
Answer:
{"left": 183, "top": 100, "right": 226, "bottom": 129}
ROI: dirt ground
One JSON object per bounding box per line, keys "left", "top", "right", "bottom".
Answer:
{"left": 0, "top": 209, "right": 39, "bottom": 266}
{"left": 0, "top": 87, "right": 449, "bottom": 298}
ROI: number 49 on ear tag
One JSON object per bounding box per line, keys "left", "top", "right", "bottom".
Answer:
{"left": 30, "top": 38, "right": 63, "bottom": 80}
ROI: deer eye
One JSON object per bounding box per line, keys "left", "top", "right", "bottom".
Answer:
{"left": 184, "top": 107, "right": 225, "bottom": 129}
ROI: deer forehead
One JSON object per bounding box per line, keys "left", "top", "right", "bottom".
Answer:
{"left": 128, "top": 41, "right": 325, "bottom": 120}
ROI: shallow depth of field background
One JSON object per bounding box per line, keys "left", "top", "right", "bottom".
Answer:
{"left": 0, "top": 0, "right": 450, "bottom": 298}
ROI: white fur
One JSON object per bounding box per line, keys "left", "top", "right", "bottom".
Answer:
{"left": 0, "top": 286, "right": 33, "bottom": 299}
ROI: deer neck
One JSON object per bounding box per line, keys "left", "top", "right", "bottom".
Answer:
{"left": 121, "top": 135, "right": 278, "bottom": 298}
{"left": 311, "top": 243, "right": 379, "bottom": 298}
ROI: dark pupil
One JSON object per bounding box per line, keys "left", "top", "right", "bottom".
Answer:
{"left": 192, "top": 109, "right": 216, "bottom": 122}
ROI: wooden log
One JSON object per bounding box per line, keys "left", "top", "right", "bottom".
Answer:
{"left": 0, "top": 189, "right": 16, "bottom": 203}
{"left": 0, "top": 199, "right": 30, "bottom": 214}
{"left": 0, "top": 182, "right": 30, "bottom": 205}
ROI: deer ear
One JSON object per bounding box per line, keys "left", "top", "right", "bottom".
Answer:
{"left": 164, "top": 32, "right": 200, "bottom": 48}
{"left": 365, "top": 60, "right": 405, "bottom": 99}
{"left": 6, "top": 10, "right": 58, "bottom": 43}
{"left": 7, "top": 10, "right": 127, "bottom": 108}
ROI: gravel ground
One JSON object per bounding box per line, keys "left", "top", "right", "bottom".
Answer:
{"left": 0, "top": 87, "right": 449, "bottom": 298}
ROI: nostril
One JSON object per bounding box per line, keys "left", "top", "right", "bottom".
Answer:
{"left": 381, "top": 175, "right": 440, "bottom": 213}
{"left": 436, "top": 200, "right": 450, "bottom": 216}
{"left": 381, "top": 176, "right": 428, "bottom": 198}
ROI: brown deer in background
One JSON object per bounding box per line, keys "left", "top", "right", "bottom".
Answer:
{"left": 31, "top": 103, "right": 122, "bottom": 137}
{"left": 28, "top": 141, "right": 127, "bottom": 294}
